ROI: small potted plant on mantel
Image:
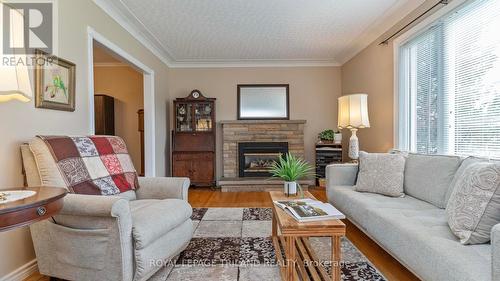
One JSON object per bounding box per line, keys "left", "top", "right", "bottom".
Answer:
{"left": 269, "top": 153, "right": 315, "bottom": 197}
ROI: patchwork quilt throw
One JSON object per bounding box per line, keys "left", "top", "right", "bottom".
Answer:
{"left": 38, "top": 135, "right": 139, "bottom": 195}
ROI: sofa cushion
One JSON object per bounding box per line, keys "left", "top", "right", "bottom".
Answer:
{"left": 328, "top": 186, "right": 491, "bottom": 281}
{"left": 328, "top": 185, "right": 436, "bottom": 232}
{"left": 404, "top": 153, "right": 462, "bottom": 208}
{"left": 355, "top": 152, "right": 406, "bottom": 197}
{"left": 130, "top": 199, "right": 192, "bottom": 250}
{"left": 446, "top": 162, "right": 500, "bottom": 244}
{"left": 368, "top": 207, "right": 491, "bottom": 281}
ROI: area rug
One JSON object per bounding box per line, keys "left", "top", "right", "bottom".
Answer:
{"left": 160, "top": 208, "right": 386, "bottom": 281}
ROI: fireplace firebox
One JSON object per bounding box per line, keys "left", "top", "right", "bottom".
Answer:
{"left": 238, "top": 142, "right": 288, "bottom": 177}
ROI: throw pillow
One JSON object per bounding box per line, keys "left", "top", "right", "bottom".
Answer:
{"left": 444, "top": 156, "right": 490, "bottom": 205}
{"left": 446, "top": 162, "right": 500, "bottom": 244}
{"left": 38, "top": 135, "right": 140, "bottom": 195}
{"left": 355, "top": 151, "right": 406, "bottom": 197}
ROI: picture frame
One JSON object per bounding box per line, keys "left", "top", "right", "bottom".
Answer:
{"left": 35, "top": 50, "right": 76, "bottom": 111}
{"left": 237, "top": 84, "right": 290, "bottom": 120}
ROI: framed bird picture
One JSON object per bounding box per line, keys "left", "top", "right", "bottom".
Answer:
{"left": 35, "top": 50, "right": 76, "bottom": 111}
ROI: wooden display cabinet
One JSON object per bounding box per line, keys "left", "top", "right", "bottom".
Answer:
{"left": 172, "top": 90, "right": 216, "bottom": 186}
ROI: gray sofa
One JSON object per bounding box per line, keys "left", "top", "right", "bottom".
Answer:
{"left": 326, "top": 154, "right": 500, "bottom": 281}
{"left": 21, "top": 138, "right": 193, "bottom": 281}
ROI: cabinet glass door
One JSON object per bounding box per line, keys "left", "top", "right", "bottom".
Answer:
{"left": 176, "top": 103, "right": 193, "bottom": 132}
{"left": 194, "top": 103, "right": 213, "bottom": 132}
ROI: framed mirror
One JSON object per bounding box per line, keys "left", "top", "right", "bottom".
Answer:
{"left": 237, "top": 84, "right": 289, "bottom": 120}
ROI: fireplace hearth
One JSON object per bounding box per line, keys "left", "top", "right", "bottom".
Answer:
{"left": 238, "top": 142, "right": 288, "bottom": 177}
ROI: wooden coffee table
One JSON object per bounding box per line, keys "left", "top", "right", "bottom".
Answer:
{"left": 270, "top": 191, "right": 346, "bottom": 281}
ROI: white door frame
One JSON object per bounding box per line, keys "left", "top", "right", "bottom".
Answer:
{"left": 87, "top": 26, "right": 156, "bottom": 176}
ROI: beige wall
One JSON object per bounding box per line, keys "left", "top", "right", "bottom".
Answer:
{"left": 0, "top": 0, "right": 170, "bottom": 277}
{"left": 0, "top": 0, "right": 418, "bottom": 277}
{"left": 167, "top": 67, "right": 342, "bottom": 179}
{"left": 341, "top": 41, "right": 395, "bottom": 158}
{"left": 339, "top": 0, "right": 459, "bottom": 158}
{"left": 339, "top": 0, "right": 444, "bottom": 158}
{"left": 94, "top": 66, "right": 144, "bottom": 172}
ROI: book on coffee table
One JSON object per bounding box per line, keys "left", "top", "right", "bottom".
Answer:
{"left": 274, "top": 198, "right": 345, "bottom": 222}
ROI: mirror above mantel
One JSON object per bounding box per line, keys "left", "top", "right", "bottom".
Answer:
{"left": 237, "top": 84, "right": 289, "bottom": 120}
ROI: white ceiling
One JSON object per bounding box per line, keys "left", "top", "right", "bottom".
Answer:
{"left": 95, "top": 0, "right": 425, "bottom": 67}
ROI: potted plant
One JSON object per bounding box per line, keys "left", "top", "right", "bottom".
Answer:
{"left": 269, "top": 153, "right": 315, "bottom": 197}
{"left": 318, "top": 129, "right": 335, "bottom": 143}
{"left": 333, "top": 130, "right": 342, "bottom": 144}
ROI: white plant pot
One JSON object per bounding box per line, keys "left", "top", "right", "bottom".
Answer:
{"left": 334, "top": 133, "right": 342, "bottom": 144}
{"left": 284, "top": 181, "right": 297, "bottom": 196}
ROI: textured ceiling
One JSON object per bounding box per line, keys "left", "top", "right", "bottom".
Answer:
{"left": 108, "top": 0, "right": 425, "bottom": 66}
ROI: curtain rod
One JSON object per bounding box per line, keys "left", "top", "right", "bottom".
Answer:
{"left": 379, "top": 0, "right": 449, "bottom": 45}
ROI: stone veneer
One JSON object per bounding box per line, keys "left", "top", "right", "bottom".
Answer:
{"left": 221, "top": 120, "right": 306, "bottom": 178}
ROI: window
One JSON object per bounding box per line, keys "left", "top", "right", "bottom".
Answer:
{"left": 398, "top": 0, "right": 500, "bottom": 158}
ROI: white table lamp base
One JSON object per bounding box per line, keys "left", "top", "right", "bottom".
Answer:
{"left": 348, "top": 128, "right": 359, "bottom": 161}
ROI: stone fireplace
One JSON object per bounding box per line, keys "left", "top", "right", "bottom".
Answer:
{"left": 238, "top": 142, "right": 288, "bottom": 177}
{"left": 219, "top": 120, "right": 311, "bottom": 191}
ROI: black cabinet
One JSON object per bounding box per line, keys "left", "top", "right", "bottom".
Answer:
{"left": 315, "top": 143, "right": 343, "bottom": 185}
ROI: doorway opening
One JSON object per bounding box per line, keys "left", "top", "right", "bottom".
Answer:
{"left": 92, "top": 41, "right": 145, "bottom": 175}
{"left": 87, "top": 27, "right": 155, "bottom": 176}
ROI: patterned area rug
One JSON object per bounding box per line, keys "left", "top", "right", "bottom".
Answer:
{"left": 160, "top": 208, "right": 386, "bottom": 281}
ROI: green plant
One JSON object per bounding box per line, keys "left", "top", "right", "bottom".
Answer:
{"left": 319, "top": 129, "right": 335, "bottom": 141}
{"left": 269, "top": 153, "right": 315, "bottom": 197}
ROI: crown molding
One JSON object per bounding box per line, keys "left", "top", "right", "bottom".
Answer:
{"left": 169, "top": 59, "right": 341, "bottom": 68}
{"left": 93, "top": 0, "right": 174, "bottom": 66}
{"left": 92, "top": 0, "right": 342, "bottom": 68}
{"left": 336, "top": 0, "right": 427, "bottom": 65}
{"left": 94, "top": 0, "right": 422, "bottom": 68}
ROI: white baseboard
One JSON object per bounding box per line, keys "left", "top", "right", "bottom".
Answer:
{"left": 0, "top": 260, "right": 38, "bottom": 281}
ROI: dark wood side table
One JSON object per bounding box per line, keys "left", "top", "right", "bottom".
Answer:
{"left": 315, "top": 143, "right": 343, "bottom": 186}
{"left": 0, "top": 186, "right": 67, "bottom": 232}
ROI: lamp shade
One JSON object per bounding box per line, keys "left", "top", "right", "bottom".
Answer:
{"left": 0, "top": 3, "right": 32, "bottom": 103}
{"left": 338, "top": 93, "right": 370, "bottom": 129}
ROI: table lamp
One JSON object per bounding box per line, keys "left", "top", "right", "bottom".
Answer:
{"left": 338, "top": 93, "right": 370, "bottom": 161}
{"left": 0, "top": 2, "right": 33, "bottom": 103}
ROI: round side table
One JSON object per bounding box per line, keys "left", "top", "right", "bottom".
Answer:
{"left": 0, "top": 186, "right": 67, "bottom": 232}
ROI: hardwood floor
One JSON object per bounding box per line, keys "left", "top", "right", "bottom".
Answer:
{"left": 25, "top": 187, "right": 419, "bottom": 281}
{"left": 23, "top": 272, "right": 47, "bottom": 281}
{"left": 190, "top": 187, "right": 419, "bottom": 281}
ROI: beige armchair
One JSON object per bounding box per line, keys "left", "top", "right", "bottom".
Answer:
{"left": 21, "top": 138, "right": 193, "bottom": 281}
